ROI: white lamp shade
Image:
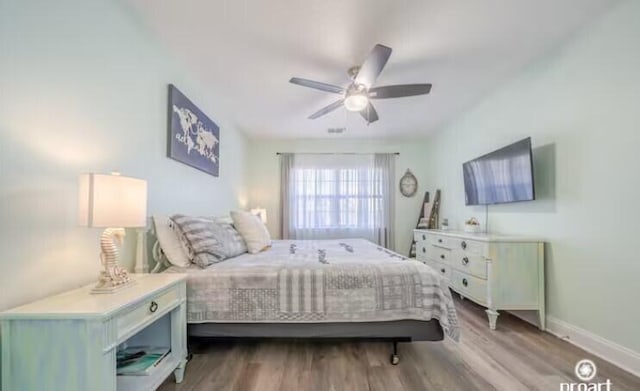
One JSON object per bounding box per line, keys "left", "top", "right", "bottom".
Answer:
{"left": 250, "top": 208, "right": 267, "bottom": 224}
{"left": 78, "top": 173, "right": 147, "bottom": 228}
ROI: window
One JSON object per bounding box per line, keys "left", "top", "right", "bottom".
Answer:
{"left": 281, "top": 153, "right": 396, "bottom": 249}
{"left": 292, "top": 166, "right": 384, "bottom": 229}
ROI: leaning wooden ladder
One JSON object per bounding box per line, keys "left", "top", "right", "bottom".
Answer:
{"left": 408, "top": 190, "right": 441, "bottom": 258}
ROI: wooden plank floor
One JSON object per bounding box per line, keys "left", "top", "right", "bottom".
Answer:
{"left": 159, "top": 297, "right": 640, "bottom": 390}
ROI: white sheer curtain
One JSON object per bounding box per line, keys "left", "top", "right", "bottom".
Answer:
{"left": 280, "top": 153, "right": 396, "bottom": 249}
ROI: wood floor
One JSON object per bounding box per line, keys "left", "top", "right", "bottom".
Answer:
{"left": 159, "top": 297, "right": 640, "bottom": 391}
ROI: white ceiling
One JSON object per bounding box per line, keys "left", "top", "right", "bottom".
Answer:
{"left": 126, "top": 0, "right": 615, "bottom": 139}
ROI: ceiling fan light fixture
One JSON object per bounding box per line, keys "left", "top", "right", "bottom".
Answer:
{"left": 344, "top": 93, "right": 369, "bottom": 112}
{"left": 290, "top": 44, "right": 432, "bottom": 124}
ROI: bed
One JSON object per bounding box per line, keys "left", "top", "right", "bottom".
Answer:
{"left": 148, "top": 236, "right": 459, "bottom": 364}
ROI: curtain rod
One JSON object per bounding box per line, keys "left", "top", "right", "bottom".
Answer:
{"left": 276, "top": 152, "right": 400, "bottom": 155}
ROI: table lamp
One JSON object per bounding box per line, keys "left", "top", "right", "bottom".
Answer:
{"left": 78, "top": 172, "right": 147, "bottom": 294}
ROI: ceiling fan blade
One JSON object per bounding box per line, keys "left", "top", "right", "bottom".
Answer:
{"left": 369, "top": 84, "right": 432, "bottom": 99}
{"left": 359, "top": 102, "right": 379, "bottom": 124}
{"left": 308, "top": 99, "right": 344, "bottom": 119}
{"left": 354, "top": 44, "right": 392, "bottom": 88}
{"left": 289, "top": 77, "right": 344, "bottom": 94}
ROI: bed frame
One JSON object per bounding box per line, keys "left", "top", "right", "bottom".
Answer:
{"left": 136, "top": 225, "right": 445, "bottom": 364}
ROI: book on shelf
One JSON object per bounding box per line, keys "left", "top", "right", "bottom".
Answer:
{"left": 116, "top": 346, "right": 170, "bottom": 376}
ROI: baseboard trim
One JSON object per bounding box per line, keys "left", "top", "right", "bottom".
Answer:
{"left": 546, "top": 315, "right": 640, "bottom": 378}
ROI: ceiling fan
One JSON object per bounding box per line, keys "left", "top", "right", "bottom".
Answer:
{"left": 289, "top": 44, "right": 432, "bottom": 124}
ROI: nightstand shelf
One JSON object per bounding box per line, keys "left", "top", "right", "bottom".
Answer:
{"left": 1, "top": 274, "right": 188, "bottom": 391}
{"left": 117, "top": 352, "right": 180, "bottom": 391}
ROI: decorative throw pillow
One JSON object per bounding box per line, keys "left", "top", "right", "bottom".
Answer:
{"left": 230, "top": 210, "right": 272, "bottom": 254}
{"left": 217, "top": 222, "right": 248, "bottom": 255}
{"left": 171, "top": 215, "right": 248, "bottom": 268}
{"left": 152, "top": 215, "right": 191, "bottom": 268}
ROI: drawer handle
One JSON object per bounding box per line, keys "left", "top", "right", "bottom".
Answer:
{"left": 440, "top": 254, "right": 445, "bottom": 260}
{"left": 149, "top": 301, "right": 158, "bottom": 313}
{"left": 462, "top": 278, "right": 468, "bottom": 287}
{"left": 422, "top": 234, "right": 426, "bottom": 240}
{"left": 422, "top": 247, "right": 426, "bottom": 253}
{"left": 462, "top": 257, "right": 469, "bottom": 266}
{"left": 438, "top": 238, "right": 443, "bottom": 243}
{"left": 461, "top": 241, "right": 467, "bottom": 250}
{"left": 440, "top": 268, "right": 445, "bottom": 274}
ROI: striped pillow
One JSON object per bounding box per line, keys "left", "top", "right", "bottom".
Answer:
{"left": 171, "top": 215, "right": 248, "bottom": 268}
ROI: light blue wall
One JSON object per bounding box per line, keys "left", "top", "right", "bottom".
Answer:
{"left": 0, "top": 0, "right": 248, "bottom": 316}
{"left": 423, "top": 0, "right": 640, "bottom": 354}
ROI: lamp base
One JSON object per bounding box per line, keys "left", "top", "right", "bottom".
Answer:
{"left": 90, "top": 278, "right": 136, "bottom": 294}
{"left": 90, "top": 227, "right": 135, "bottom": 295}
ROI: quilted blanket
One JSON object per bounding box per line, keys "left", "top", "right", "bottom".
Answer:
{"left": 165, "top": 239, "right": 459, "bottom": 340}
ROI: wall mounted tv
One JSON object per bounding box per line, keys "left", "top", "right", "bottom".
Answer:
{"left": 463, "top": 137, "right": 535, "bottom": 205}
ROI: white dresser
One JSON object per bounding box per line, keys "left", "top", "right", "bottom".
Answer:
{"left": 1, "top": 274, "right": 188, "bottom": 391}
{"left": 414, "top": 229, "right": 545, "bottom": 330}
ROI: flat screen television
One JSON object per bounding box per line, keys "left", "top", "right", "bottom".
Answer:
{"left": 463, "top": 137, "right": 535, "bottom": 205}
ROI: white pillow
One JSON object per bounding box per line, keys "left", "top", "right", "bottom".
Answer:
{"left": 152, "top": 215, "right": 191, "bottom": 267}
{"left": 213, "top": 215, "right": 234, "bottom": 225}
{"left": 230, "top": 210, "right": 271, "bottom": 254}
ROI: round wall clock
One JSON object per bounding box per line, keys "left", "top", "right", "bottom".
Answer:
{"left": 399, "top": 169, "right": 418, "bottom": 197}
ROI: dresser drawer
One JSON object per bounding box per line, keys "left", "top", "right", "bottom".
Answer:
{"left": 452, "top": 251, "right": 487, "bottom": 279}
{"left": 427, "top": 245, "right": 452, "bottom": 264}
{"left": 416, "top": 242, "right": 429, "bottom": 261}
{"left": 414, "top": 231, "right": 429, "bottom": 245}
{"left": 427, "top": 235, "right": 453, "bottom": 249}
{"left": 425, "top": 259, "right": 451, "bottom": 281}
{"left": 448, "top": 238, "right": 488, "bottom": 257}
{"left": 451, "top": 270, "right": 487, "bottom": 303}
{"left": 116, "top": 285, "right": 181, "bottom": 341}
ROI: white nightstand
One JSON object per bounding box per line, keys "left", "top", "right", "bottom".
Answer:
{"left": 1, "top": 273, "right": 188, "bottom": 391}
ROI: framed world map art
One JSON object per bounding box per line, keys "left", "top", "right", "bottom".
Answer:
{"left": 167, "top": 84, "right": 220, "bottom": 176}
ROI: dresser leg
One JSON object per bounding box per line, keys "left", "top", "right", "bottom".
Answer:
{"left": 486, "top": 309, "right": 499, "bottom": 330}
{"left": 174, "top": 358, "right": 188, "bottom": 383}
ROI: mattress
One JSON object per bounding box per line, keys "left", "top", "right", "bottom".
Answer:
{"left": 165, "top": 239, "right": 459, "bottom": 341}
